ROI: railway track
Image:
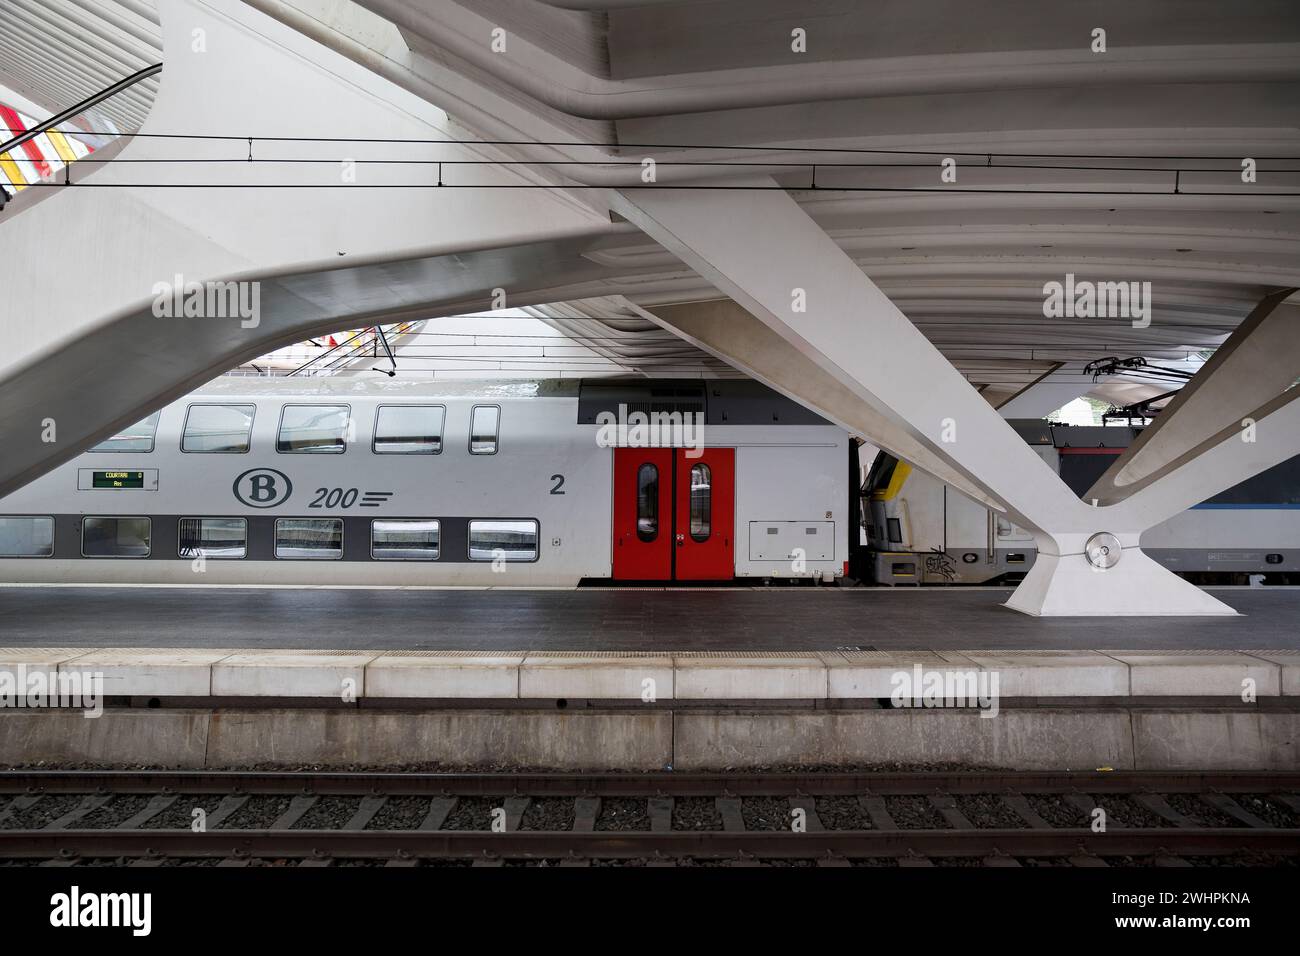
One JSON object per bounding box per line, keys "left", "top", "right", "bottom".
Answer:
{"left": 0, "top": 770, "right": 1296, "bottom": 867}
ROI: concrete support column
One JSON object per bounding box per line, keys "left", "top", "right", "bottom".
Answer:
{"left": 1016, "top": 387, "right": 1300, "bottom": 615}
{"left": 609, "top": 178, "right": 1262, "bottom": 616}
{"left": 633, "top": 299, "right": 1004, "bottom": 510}
{"left": 611, "top": 178, "right": 1078, "bottom": 537}
{"left": 1004, "top": 535, "right": 1233, "bottom": 617}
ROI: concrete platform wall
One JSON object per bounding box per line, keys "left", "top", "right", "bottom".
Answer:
{"left": 0, "top": 706, "right": 1296, "bottom": 771}
{"left": 2, "top": 648, "right": 1297, "bottom": 701}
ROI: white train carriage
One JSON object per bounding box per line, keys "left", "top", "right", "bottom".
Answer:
{"left": 865, "top": 420, "right": 1300, "bottom": 585}
{"left": 0, "top": 378, "right": 850, "bottom": 587}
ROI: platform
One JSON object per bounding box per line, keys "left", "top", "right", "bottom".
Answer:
{"left": 1, "top": 585, "right": 1299, "bottom": 651}
{"left": 1, "top": 645, "right": 1296, "bottom": 771}
{"left": 1, "top": 646, "right": 1296, "bottom": 701}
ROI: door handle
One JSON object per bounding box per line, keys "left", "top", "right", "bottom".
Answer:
{"left": 676, "top": 533, "right": 685, "bottom": 546}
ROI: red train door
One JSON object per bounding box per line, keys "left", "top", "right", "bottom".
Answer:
{"left": 612, "top": 448, "right": 673, "bottom": 580}
{"left": 673, "top": 448, "right": 735, "bottom": 581}
{"left": 612, "top": 447, "right": 737, "bottom": 581}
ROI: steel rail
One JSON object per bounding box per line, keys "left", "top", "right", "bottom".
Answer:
{"left": 0, "top": 828, "right": 1294, "bottom": 860}
{"left": 1, "top": 769, "right": 1296, "bottom": 796}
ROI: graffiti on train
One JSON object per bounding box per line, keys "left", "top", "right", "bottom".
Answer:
{"left": 925, "top": 549, "right": 957, "bottom": 583}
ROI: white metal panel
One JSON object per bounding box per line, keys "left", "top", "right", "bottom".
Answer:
{"left": 731, "top": 433, "right": 846, "bottom": 577}
{"left": 748, "top": 521, "right": 834, "bottom": 562}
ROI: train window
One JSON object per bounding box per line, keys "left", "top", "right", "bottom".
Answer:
{"left": 469, "top": 405, "right": 500, "bottom": 455}
{"left": 864, "top": 454, "right": 898, "bottom": 493}
{"left": 887, "top": 518, "right": 903, "bottom": 543}
{"left": 468, "top": 519, "right": 538, "bottom": 562}
{"left": 178, "top": 518, "right": 247, "bottom": 559}
{"left": 277, "top": 405, "right": 349, "bottom": 454}
{"left": 0, "top": 516, "right": 54, "bottom": 557}
{"left": 689, "top": 463, "right": 711, "bottom": 542}
{"left": 371, "top": 519, "right": 440, "bottom": 560}
{"left": 636, "top": 463, "right": 658, "bottom": 542}
{"left": 87, "top": 411, "right": 161, "bottom": 453}
{"left": 373, "top": 405, "right": 444, "bottom": 455}
{"left": 82, "top": 516, "right": 151, "bottom": 558}
{"left": 274, "top": 518, "right": 343, "bottom": 559}
{"left": 182, "top": 404, "right": 255, "bottom": 453}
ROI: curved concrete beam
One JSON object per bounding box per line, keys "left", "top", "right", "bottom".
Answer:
{"left": 609, "top": 175, "right": 1084, "bottom": 537}
{"left": 241, "top": 2, "right": 1300, "bottom": 207}
{"left": 1111, "top": 385, "right": 1300, "bottom": 528}
{"left": 608, "top": 176, "right": 1247, "bottom": 615}
{"left": 358, "top": 0, "right": 1300, "bottom": 120}
{"left": 1088, "top": 289, "right": 1300, "bottom": 502}
{"left": 0, "top": 0, "right": 614, "bottom": 495}
{"left": 0, "top": 231, "right": 646, "bottom": 499}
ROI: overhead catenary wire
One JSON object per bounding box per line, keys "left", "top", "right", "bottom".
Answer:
{"left": 4, "top": 126, "right": 1297, "bottom": 196}
{"left": 5, "top": 154, "right": 1298, "bottom": 175}
{"left": 315, "top": 330, "right": 1238, "bottom": 347}
{"left": 9, "top": 181, "right": 1298, "bottom": 196}
{"left": 2, "top": 125, "right": 1298, "bottom": 161}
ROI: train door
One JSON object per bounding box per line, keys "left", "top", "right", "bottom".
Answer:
{"left": 612, "top": 447, "right": 735, "bottom": 581}
{"left": 613, "top": 448, "right": 673, "bottom": 579}
{"left": 673, "top": 448, "right": 735, "bottom": 581}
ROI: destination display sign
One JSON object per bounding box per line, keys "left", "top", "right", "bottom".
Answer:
{"left": 77, "top": 468, "right": 157, "bottom": 491}
{"left": 91, "top": 470, "right": 145, "bottom": 489}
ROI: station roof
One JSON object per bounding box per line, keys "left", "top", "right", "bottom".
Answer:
{"left": 7, "top": 1, "right": 1298, "bottom": 408}
{"left": 332, "top": 0, "right": 1299, "bottom": 403}
{"left": 0, "top": 0, "right": 161, "bottom": 133}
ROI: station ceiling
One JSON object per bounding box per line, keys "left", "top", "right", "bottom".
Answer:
{"left": 341, "top": 0, "right": 1300, "bottom": 402}
{"left": 5, "top": 0, "right": 1298, "bottom": 407}
{"left": 0, "top": 0, "right": 161, "bottom": 132}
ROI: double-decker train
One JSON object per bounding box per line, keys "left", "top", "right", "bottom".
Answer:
{"left": 0, "top": 377, "right": 851, "bottom": 587}
{"left": 0, "top": 376, "right": 1294, "bottom": 588}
